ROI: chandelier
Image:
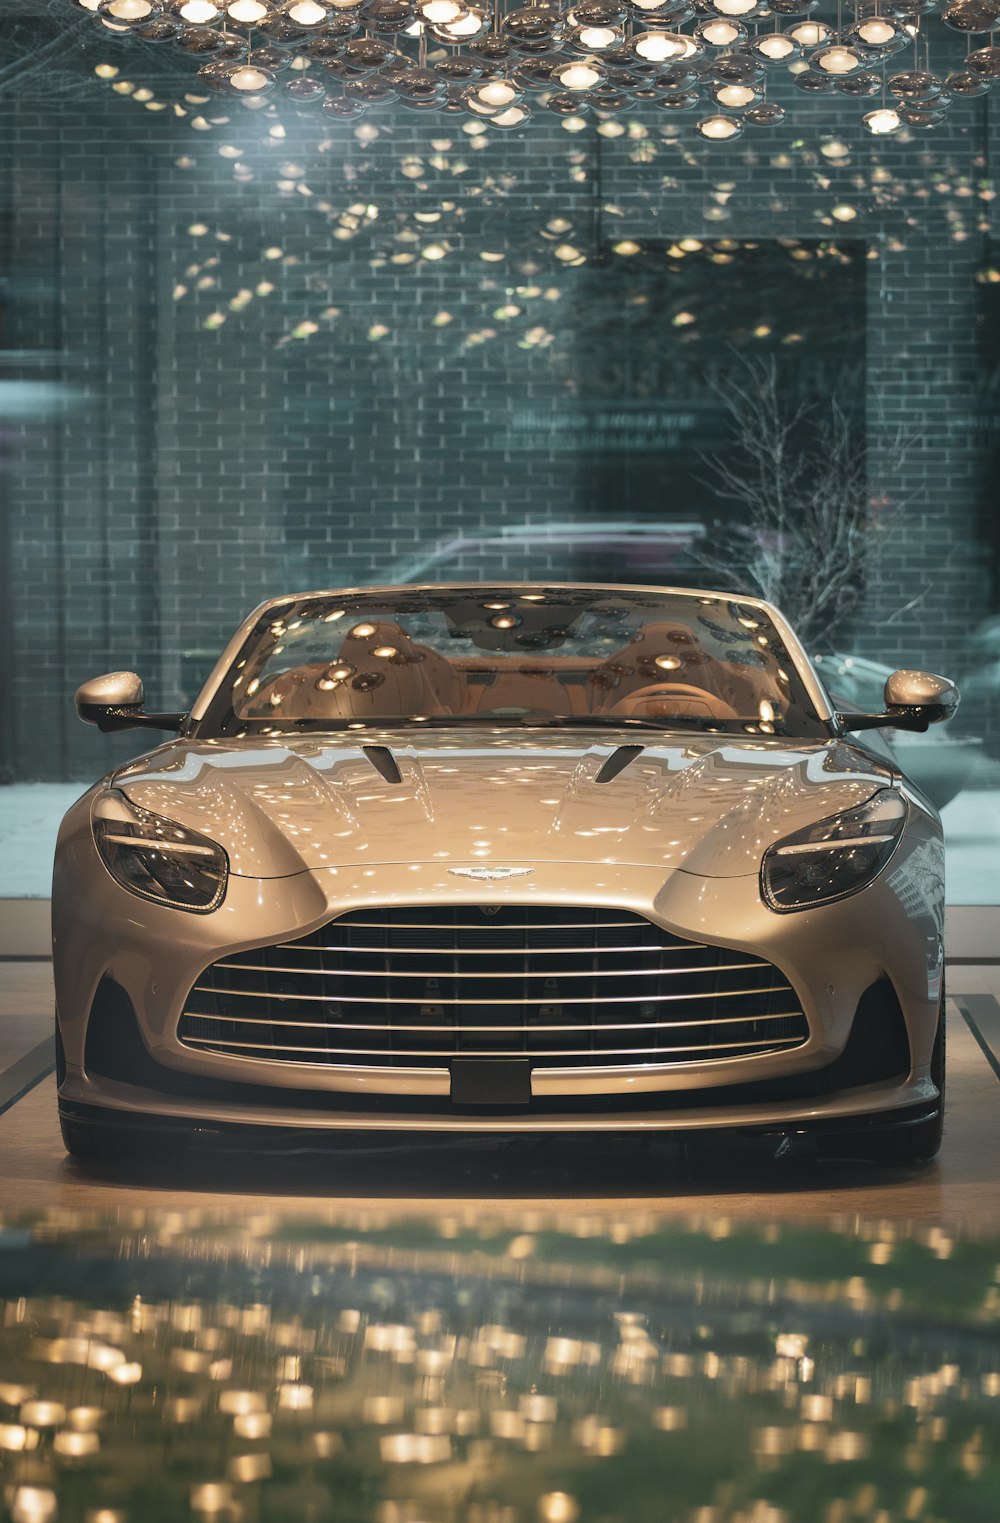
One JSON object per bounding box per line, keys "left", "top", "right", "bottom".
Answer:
{"left": 71, "top": 0, "right": 999, "bottom": 137}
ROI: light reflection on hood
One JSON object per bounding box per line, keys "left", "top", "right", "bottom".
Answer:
{"left": 111, "top": 734, "right": 894, "bottom": 879}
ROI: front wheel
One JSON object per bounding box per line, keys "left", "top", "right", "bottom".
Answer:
{"left": 819, "top": 985, "right": 946, "bottom": 1164}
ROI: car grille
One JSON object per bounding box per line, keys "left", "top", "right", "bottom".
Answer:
{"left": 177, "top": 906, "right": 808, "bottom": 1070}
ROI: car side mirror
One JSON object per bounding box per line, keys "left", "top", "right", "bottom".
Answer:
{"left": 883, "top": 669, "right": 960, "bottom": 724}
{"left": 75, "top": 672, "right": 185, "bottom": 734}
{"left": 837, "top": 668, "right": 960, "bottom": 734}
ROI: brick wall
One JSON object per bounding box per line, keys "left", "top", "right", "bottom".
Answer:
{"left": 0, "top": 19, "right": 996, "bottom": 780}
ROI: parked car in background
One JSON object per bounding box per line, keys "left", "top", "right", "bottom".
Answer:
{"left": 384, "top": 520, "right": 710, "bottom": 587}
{"left": 56, "top": 583, "right": 955, "bottom": 1165}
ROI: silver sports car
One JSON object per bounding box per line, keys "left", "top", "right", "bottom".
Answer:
{"left": 54, "top": 584, "right": 958, "bottom": 1163}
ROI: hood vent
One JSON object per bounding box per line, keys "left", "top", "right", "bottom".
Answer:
{"left": 362, "top": 745, "right": 402, "bottom": 785}
{"left": 594, "top": 745, "right": 644, "bottom": 785}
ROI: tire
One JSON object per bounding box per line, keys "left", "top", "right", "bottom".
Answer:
{"left": 820, "top": 981, "right": 946, "bottom": 1164}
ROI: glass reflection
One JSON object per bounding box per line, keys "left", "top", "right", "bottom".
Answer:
{"left": 0, "top": 1209, "right": 998, "bottom": 1520}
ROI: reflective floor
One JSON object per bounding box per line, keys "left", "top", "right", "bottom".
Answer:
{"left": 1, "top": 960, "right": 999, "bottom": 1521}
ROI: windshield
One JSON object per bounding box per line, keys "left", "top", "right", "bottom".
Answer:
{"left": 197, "top": 586, "right": 830, "bottom": 741}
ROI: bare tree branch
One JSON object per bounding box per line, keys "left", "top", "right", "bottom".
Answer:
{"left": 691, "top": 353, "right": 914, "bottom": 649}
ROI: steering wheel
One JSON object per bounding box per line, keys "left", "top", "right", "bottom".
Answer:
{"left": 602, "top": 683, "right": 739, "bottom": 721}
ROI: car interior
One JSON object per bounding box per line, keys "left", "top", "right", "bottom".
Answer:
{"left": 237, "top": 617, "right": 785, "bottom": 725}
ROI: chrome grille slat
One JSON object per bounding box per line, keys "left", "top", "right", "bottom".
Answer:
{"left": 212, "top": 959, "right": 769, "bottom": 979}
{"left": 180, "top": 1034, "right": 805, "bottom": 1059}
{"left": 277, "top": 919, "right": 694, "bottom": 934}
{"left": 189, "top": 982, "right": 792, "bottom": 1006}
{"left": 175, "top": 1008, "right": 805, "bottom": 1033}
{"left": 179, "top": 906, "right": 808, "bottom": 1072}
{"left": 221, "top": 943, "right": 717, "bottom": 961}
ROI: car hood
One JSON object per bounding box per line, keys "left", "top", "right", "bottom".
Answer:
{"left": 112, "top": 731, "right": 895, "bottom": 879}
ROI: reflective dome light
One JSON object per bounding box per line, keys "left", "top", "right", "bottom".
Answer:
{"left": 946, "top": 67, "right": 991, "bottom": 93}
{"left": 695, "top": 111, "right": 743, "bottom": 137}
{"left": 709, "top": 0, "right": 761, "bottom": 16}
{"left": 653, "top": 87, "right": 702, "bottom": 107}
{"left": 811, "top": 42, "right": 866, "bottom": 72}
{"left": 787, "top": 18, "right": 831, "bottom": 43}
{"left": 322, "top": 92, "right": 366, "bottom": 114}
{"left": 888, "top": 67, "right": 943, "bottom": 96}
{"left": 743, "top": 99, "right": 786, "bottom": 122}
{"left": 475, "top": 76, "right": 521, "bottom": 103}
{"left": 942, "top": 0, "right": 1000, "bottom": 28}
{"left": 226, "top": 0, "right": 272, "bottom": 18}
{"left": 836, "top": 69, "right": 882, "bottom": 93}
{"left": 435, "top": 7, "right": 489, "bottom": 37}
{"left": 712, "top": 81, "right": 758, "bottom": 104}
{"left": 751, "top": 30, "right": 797, "bottom": 58}
{"left": 967, "top": 44, "right": 1000, "bottom": 76}
{"left": 863, "top": 103, "right": 902, "bottom": 131}
{"left": 284, "top": 73, "right": 326, "bottom": 98}
{"left": 173, "top": 0, "right": 223, "bottom": 19}
{"left": 226, "top": 61, "right": 276, "bottom": 89}
{"left": 855, "top": 14, "right": 899, "bottom": 43}
{"left": 99, "top": 0, "right": 160, "bottom": 22}
{"left": 419, "top": 0, "right": 467, "bottom": 20}
{"left": 630, "top": 28, "right": 693, "bottom": 58}
{"left": 575, "top": 23, "right": 620, "bottom": 46}
{"left": 694, "top": 17, "right": 745, "bottom": 43}
{"left": 281, "top": 0, "right": 332, "bottom": 21}
{"left": 571, "top": 0, "right": 626, "bottom": 20}
{"left": 553, "top": 54, "right": 605, "bottom": 84}
{"left": 490, "top": 102, "right": 531, "bottom": 124}
{"left": 465, "top": 90, "right": 503, "bottom": 113}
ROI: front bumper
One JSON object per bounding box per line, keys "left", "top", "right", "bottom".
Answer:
{"left": 53, "top": 801, "right": 944, "bottom": 1135}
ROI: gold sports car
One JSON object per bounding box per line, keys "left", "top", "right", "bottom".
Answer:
{"left": 54, "top": 584, "right": 957, "bottom": 1163}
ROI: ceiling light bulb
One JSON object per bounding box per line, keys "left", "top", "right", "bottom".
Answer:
{"left": 179, "top": 0, "right": 219, "bottom": 18}
{"left": 227, "top": 0, "right": 270, "bottom": 16}
{"left": 755, "top": 32, "right": 795, "bottom": 56}
{"left": 863, "top": 105, "right": 902, "bottom": 132}
{"left": 557, "top": 60, "right": 602, "bottom": 86}
{"left": 490, "top": 105, "right": 529, "bottom": 125}
{"left": 716, "top": 82, "right": 755, "bottom": 104}
{"left": 634, "top": 29, "right": 689, "bottom": 58}
{"left": 477, "top": 78, "right": 518, "bottom": 103}
{"left": 700, "top": 19, "right": 741, "bottom": 42}
{"left": 420, "top": 0, "right": 465, "bottom": 19}
{"left": 857, "top": 16, "right": 895, "bottom": 41}
{"left": 286, "top": 0, "right": 326, "bottom": 16}
{"left": 711, "top": 0, "right": 758, "bottom": 15}
{"left": 441, "top": 9, "right": 485, "bottom": 33}
{"left": 228, "top": 63, "right": 273, "bottom": 89}
{"left": 578, "top": 24, "right": 617, "bottom": 45}
{"left": 696, "top": 112, "right": 742, "bottom": 138}
{"left": 105, "top": 0, "right": 155, "bottom": 18}
{"left": 813, "top": 44, "right": 861, "bottom": 72}
{"left": 789, "top": 20, "right": 829, "bottom": 43}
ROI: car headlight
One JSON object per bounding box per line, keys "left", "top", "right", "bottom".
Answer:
{"left": 92, "top": 789, "right": 228, "bottom": 912}
{"left": 761, "top": 789, "right": 907, "bottom": 913}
